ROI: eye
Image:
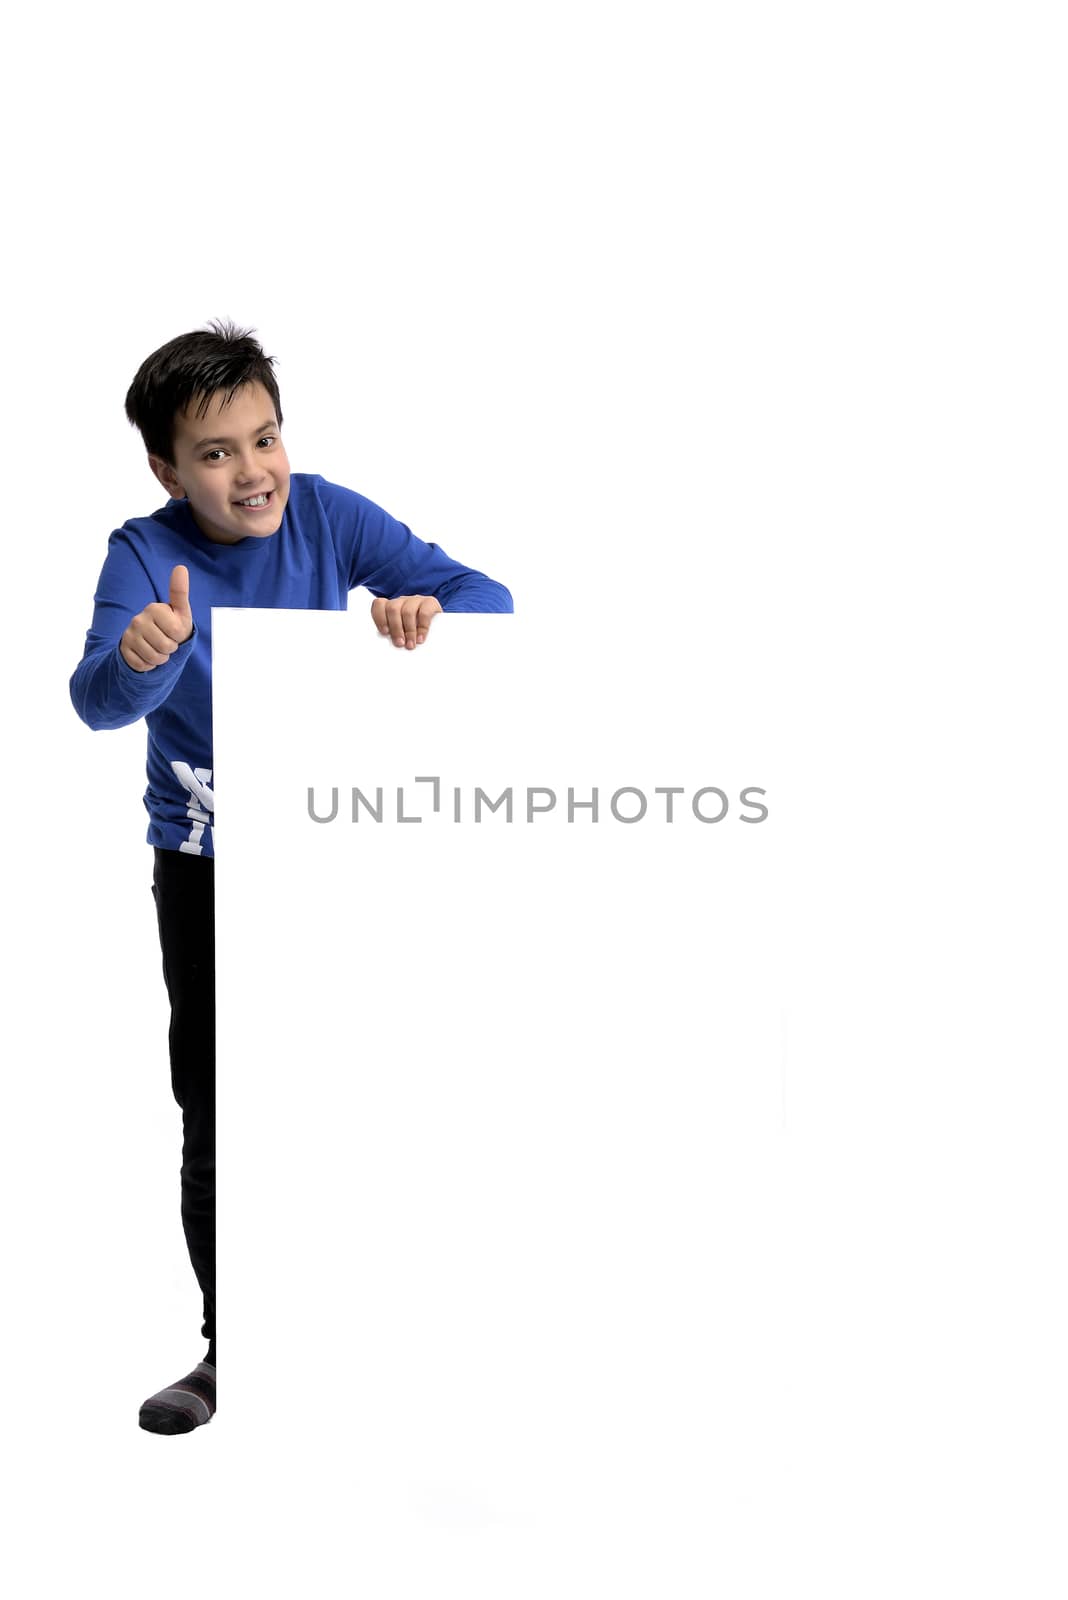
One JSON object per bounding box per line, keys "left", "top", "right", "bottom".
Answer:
{"left": 204, "top": 448, "right": 227, "bottom": 462}
{"left": 258, "top": 435, "right": 276, "bottom": 448}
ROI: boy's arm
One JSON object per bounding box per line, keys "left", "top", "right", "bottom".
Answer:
{"left": 70, "top": 536, "right": 198, "bottom": 731}
{"left": 322, "top": 478, "right": 513, "bottom": 613}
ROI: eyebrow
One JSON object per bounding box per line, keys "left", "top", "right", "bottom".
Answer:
{"left": 190, "top": 419, "right": 278, "bottom": 451}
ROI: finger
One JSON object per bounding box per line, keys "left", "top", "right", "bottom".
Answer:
{"left": 169, "top": 564, "right": 191, "bottom": 617}
{"left": 120, "top": 638, "right": 148, "bottom": 671}
{"left": 385, "top": 599, "right": 407, "bottom": 648}
{"left": 370, "top": 597, "right": 391, "bottom": 637}
{"left": 138, "top": 631, "right": 174, "bottom": 667}
{"left": 142, "top": 611, "right": 183, "bottom": 651}
{"left": 122, "top": 632, "right": 169, "bottom": 670}
{"left": 415, "top": 597, "right": 440, "bottom": 645}
{"left": 401, "top": 599, "right": 421, "bottom": 649}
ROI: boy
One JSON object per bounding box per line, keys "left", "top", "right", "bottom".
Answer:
{"left": 70, "top": 318, "right": 513, "bottom": 1435}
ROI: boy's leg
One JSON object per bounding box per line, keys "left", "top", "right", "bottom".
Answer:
{"left": 140, "top": 845, "right": 216, "bottom": 1433}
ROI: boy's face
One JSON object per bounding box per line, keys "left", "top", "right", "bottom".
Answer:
{"left": 149, "top": 380, "right": 291, "bottom": 545}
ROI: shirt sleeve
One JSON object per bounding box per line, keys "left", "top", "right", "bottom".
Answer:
{"left": 318, "top": 477, "right": 514, "bottom": 613}
{"left": 69, "top": 531, "right": 198, "bottom": 731}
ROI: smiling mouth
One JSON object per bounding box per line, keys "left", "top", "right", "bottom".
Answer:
{"left": 234, "top": 490, "right": 274, "bottom": 509}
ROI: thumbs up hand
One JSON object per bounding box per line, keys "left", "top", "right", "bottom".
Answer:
{"left": 120, "top": 564, "right": 195, "bottom": 672}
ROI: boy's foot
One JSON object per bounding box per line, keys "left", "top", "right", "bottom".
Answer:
{"left": 139, "top": 1360, "right": 216, "bottom": 1434}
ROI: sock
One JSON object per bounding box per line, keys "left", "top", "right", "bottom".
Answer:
{"left": 139, "top": 1360, "right": 217, "bottom": 1435}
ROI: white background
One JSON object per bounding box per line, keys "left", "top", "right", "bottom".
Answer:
{"left": 6, "top": 0, "right": 1066, "bottom": 1594}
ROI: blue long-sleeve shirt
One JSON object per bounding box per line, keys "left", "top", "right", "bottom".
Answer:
{"left": 70, "top": 472, "right": 513, "bottom": 856}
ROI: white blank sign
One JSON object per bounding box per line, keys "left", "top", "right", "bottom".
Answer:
{"left": 212, "top": 610, "right": 785, "bottom": 1589}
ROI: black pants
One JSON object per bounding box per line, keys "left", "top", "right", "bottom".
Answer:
{"left": 151, "top": 846, "right": 215, "bottom": 1352}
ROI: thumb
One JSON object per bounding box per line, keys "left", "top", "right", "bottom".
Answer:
{"left": 169, "top": 564, "right": 191, "bottom": 616}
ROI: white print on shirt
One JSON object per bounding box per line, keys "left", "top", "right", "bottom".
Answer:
{"left": 172, "top": 762, "right": 214, "bottom": 856}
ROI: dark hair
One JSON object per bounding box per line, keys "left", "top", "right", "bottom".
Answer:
{"left": 124, "top": 316, "right": 283, "bottom": 465}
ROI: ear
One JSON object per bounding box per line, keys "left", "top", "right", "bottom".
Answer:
{"left": 148, "top": 453, "right": 185, "bottom": 500}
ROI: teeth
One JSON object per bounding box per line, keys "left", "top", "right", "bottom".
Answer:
{"left": 238, "top": 493, "right": 269, "bottom": 506}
